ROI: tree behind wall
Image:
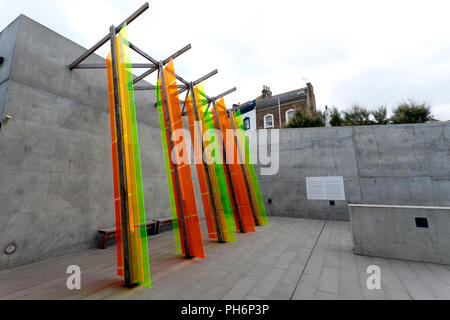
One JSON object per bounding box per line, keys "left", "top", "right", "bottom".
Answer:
{"left": 330, "top": 107, "right": 343, "bottom": 127}
{"left": 285, "top": 110, "right": 325, "bottom": 128}
{"left": 391, "top": 100, "right": 432, "bottom": 124}
{"left": 343, "top": 105, "right": 374, "bottom": 126}
{"left": 372, "top": 106, "right": 389, "bottom": 124}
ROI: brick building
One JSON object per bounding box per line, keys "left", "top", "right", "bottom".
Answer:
{"left": 233, "top": 83, "right": 316, "bottom": 130}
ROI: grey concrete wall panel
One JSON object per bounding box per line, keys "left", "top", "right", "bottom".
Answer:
{"left": 349, "top": 204, "right": 450, "bottom": 265}
{"left": 256, "top": 123, "right": 450, "bottom": 221}
{"left": 0, "top": 16, "right": 168, "bottom": 269}
{"left": 0, "top": 16, "right": 20, "bottom": 121}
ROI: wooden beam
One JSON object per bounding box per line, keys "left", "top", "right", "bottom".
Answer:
{"left": 193, "top": 69, "right": 218, "bottom": 86}
{"left": 130, "top": 43, "right": 192, "bottom": 85}
{"left": 133, "top": 67, "right": 158, "bottom": 84}
{"left": 163, "top": 44, "right": 192, "bottom": 65}
{"left": 178, "top": 70, "right": 218, "bottom": 95}
{"left": 134, "top": 85, "right": 156, "bottom": 91}
{"left": 134, "top": 84, "right": 188, "bottom": 91}
{"left": 73, "top": 63, "right": 155, "bottom": 70}
{"left": 128, "top": 42, "right": 159, "bottom": 65}
{"left": 68, "top": 3, "right": 149, "bottom": 70}
{"left": 211, "top": 87, "right": 237, "bottom": 102}
{"left": 175, "top": 74, "right": 190, "bottom": 87}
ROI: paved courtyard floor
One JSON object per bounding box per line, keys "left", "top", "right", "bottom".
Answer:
{"left": 1, "top": 217, "right": 449, "bottom": 300}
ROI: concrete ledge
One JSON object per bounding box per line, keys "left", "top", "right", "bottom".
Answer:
{"left": 349, "top": 204, "right": 450, "bottom": 265}
{"left": 349, "top": 204, "right": 450, "bottom": 210}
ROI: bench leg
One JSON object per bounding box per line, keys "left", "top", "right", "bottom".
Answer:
{"left": 97, "top": 233, "right": 108, "bottom": 249}
{"left": 148, "top": 222, "right": 159, "bottom": 236}
{"left": 147, "top": 221, "right": 160, "bottom": 236}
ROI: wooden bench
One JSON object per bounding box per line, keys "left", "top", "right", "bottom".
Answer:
{"left": 156, "top": 217, "right": 173, "bottom": 232}
{"left": 97, "top": 220, "right": 160, "bottom": 249}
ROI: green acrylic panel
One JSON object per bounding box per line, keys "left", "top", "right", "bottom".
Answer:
{"left": 235, "top": 110, "right": 269, "bottom": 226}
{"left": 156, "top": 81, "right": 182, "bottom": 253}
{"left": 118, "top": 25, "right": 151, "bottom": 287}
{"left": 197, "top": 84, "right": 237, "bottom": 242}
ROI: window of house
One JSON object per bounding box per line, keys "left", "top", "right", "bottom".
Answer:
{"left": 244, "top": 117, "right": 251, "bottom": 130}
{"left": 286, "top": 109, "right": 296, "bottom": 124}
{"left": 264, "top": 114, "right": 274, "bottom": 129}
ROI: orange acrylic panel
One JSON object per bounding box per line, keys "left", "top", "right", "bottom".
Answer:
{"left": 216, "top": 98, "right": 256, "bottom": 232}
{"left": 162, "top": 59, "right": 205, "bottom": 258}
{"left": 185, "top": 94, "right": 218, "bottom": 240}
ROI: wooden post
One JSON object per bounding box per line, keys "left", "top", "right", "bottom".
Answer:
{"left": 109, "top": 25, "right": 132, "bottom": 287}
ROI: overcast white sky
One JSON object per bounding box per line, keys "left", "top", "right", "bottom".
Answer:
{"left": 2, "top": 0, "right": 450, "bottom": 119}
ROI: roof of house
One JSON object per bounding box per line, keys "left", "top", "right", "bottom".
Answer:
{"left": 233, "top": 86, "right": 308, "bottom": 113}
{"left": 238, "top": 101, "right": 256, "bottom": 114}
{"left": 256, "top": 87, "right": 307, "bottom": 110}
{"left": 232, "top": 100, "right": 254, "bottom": 112}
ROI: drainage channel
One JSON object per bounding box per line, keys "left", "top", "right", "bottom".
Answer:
{"left": 289, "top": 219, "right": 328, "bottom": 300}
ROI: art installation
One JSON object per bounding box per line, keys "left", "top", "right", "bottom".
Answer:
{"left": 106, "top": 25, "right": 151, "bottom": 288}
{"left": 70, "top": 2, "right": 268, "bottom": 288}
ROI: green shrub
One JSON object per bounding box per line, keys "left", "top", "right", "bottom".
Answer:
{"left": 343, "top": 105, "right": 375, "bottom": 126}
{"left": 329, "top": 108, "right": 343, "bottom": 127}
{"left": 285, "top": 110, "right": 325, "bottom": 128}
{"left": 391, "top": 100, "right": 432, "bottom": 124}
{"left": 372, "top": 106, "right": 389, "bottom": 124}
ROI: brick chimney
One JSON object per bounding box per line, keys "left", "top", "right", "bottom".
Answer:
{"left": 261, "top": 85, "right": 272, "bottom": 99}
{"left": 306, "top": 83, "right": 316, "bottom": 113}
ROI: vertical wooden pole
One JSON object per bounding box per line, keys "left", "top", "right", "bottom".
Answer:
{"left": 109, "top": 25, "right": 132, "bottom": 286}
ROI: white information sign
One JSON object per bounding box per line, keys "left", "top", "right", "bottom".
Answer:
{"left": 306, "top": 176, "right": 346, "bottom": 201}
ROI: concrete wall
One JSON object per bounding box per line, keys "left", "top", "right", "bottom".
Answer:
{"left": 0, "top": 15, "right": 173, "bottom": 269}
{"left": 0, "top": 16, "right": 20, "bottom": 123}
{"left": 256, "top": 122, "right": 450, "bottom": 221}
{"left": 349, "top": 204, "right": 450, "bottom": 265}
